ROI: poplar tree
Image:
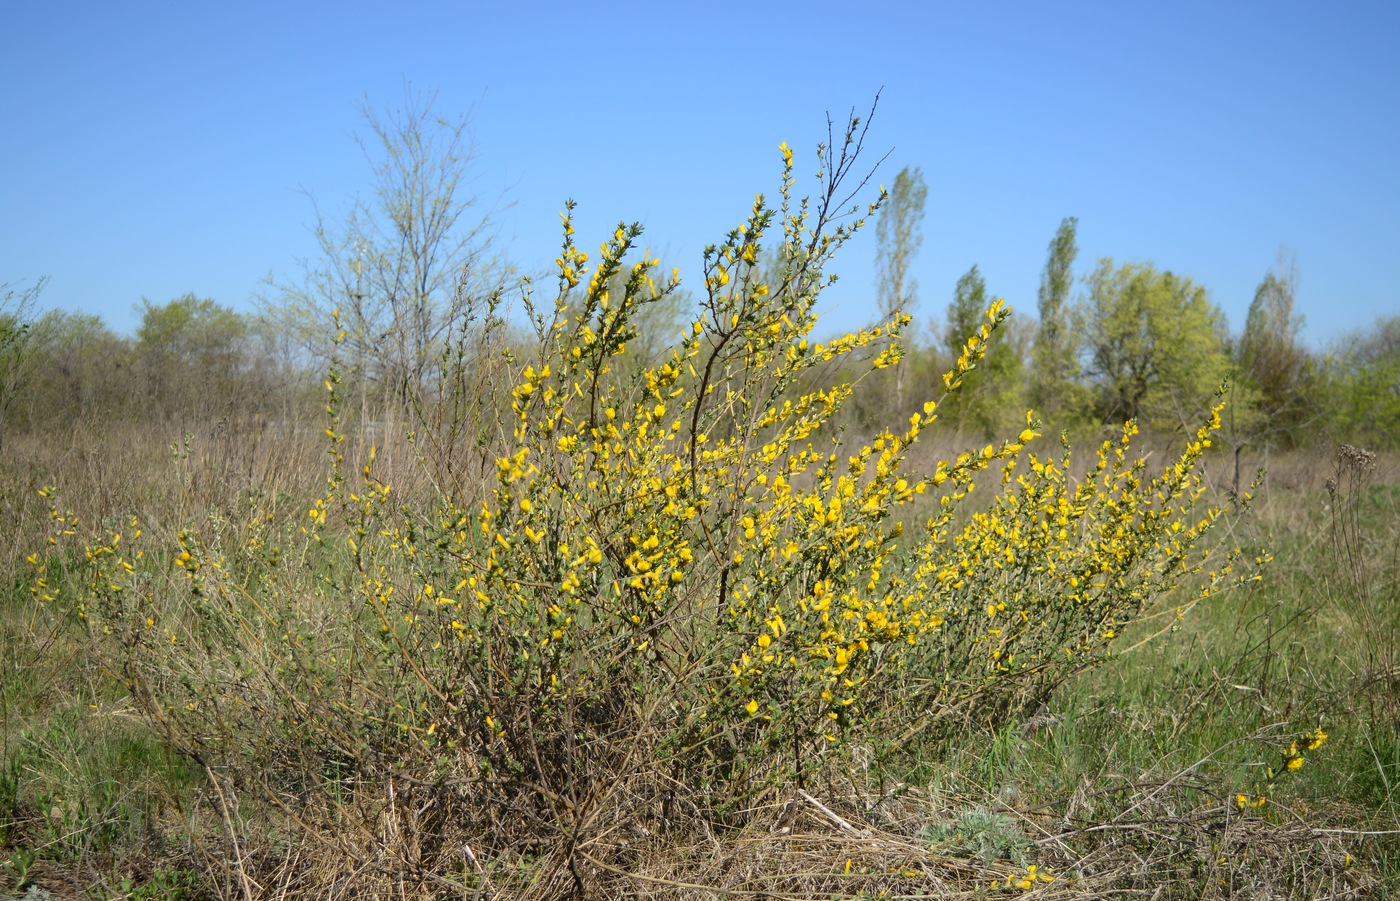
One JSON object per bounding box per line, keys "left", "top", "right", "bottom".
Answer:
{"left": 945, "top": 265, "right": 1022, "bottom": 437}
{"left": 1032, "top": 217, "right": 1079, "bottom": 420}
{"left": 946, "top": 265, "right": 989, "bottom": 363}
{"left": 1238, "top": 254, "right": 1313, "bottom": 443}
{"left": 874, "top": 166, "right": 928, "bottom": 412}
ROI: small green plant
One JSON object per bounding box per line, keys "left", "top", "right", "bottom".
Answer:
{"left": 0, "top": 751, "right": 23, "bottom": 845}
{"left": 2, "top": 847, "right": 35, "bottom": 891}
{"left": 920, "top": 806, "right": 1034, "bottom": 864}
{"left": 95, "top": 866, "right": 199, "bottom": 901}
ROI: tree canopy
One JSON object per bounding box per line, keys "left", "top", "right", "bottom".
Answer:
{"left": 1078, "top": 260, "right": 1230, "bottom": 430}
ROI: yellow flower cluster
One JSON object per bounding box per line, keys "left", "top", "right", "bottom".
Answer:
{"left": 1277, "top": 726, "right": 1328, "bottom": 776}
{"left": 1001, "top": 863, "right": 1053, "bottom": 891}
{"left": 900, "top": 398, "right": 1266, "bottom": 720}
{"left": 1238, "top": 725, "right": 1330, "bottom": 813}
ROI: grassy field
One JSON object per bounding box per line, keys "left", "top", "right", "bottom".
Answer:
{"left": 0, "top": 419, "right": 1396, "bottom": 899}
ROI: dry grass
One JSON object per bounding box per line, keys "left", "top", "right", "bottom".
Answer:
{"left": 2, "top": 415, "right": 1397, "bottom": 899}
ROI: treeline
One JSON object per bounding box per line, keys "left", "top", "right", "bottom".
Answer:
{"left": 2, "top": 100, "right": 1397, "bottom": 460}
{"left": 882, "top": 223, "right": 1400, "bottom": 450}
{"left": 2, "top": 250, "right": 1395, "bottom": 461}
{"left": 866, "top": 168, "right": 1399, "bottom": 454}
{"left": 0, "top": 292, "right": 315, "bottom": 452}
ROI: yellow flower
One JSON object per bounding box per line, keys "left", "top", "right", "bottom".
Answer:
{"left": 745, "top": 699, "right": 759, "bottom": 716}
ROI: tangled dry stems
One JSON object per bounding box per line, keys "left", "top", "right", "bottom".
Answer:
{"left": 161, "top": 769, "right": 1374, "bottom": 900}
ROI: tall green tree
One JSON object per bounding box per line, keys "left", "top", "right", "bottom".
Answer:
{"left": 1032, "top": 217, "right": 1079, "bottom": 421}
{"left": 944, "top": 265, "right": 1022, "bottom": 437}
{"left": 946, "top": 265, "right": 989, "bottom": 363}
{"left": 136, "top": 295, "right": 249, "bottom": 419}
{"left": 1078, "top": 260, "right": 1229, "bottom": 430}
{"left": 874, "top": 166, "right": 928, "bottom": 412}
{"left": 1236, "top": 254, "right": 1314, "bottom": 445}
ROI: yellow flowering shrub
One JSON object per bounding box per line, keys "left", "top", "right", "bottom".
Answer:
{"left": 36, "top": 114, "right": 1267, "bottom": 887}
{"left": 898, "top": 403, "right": 1266, "bottom": 736}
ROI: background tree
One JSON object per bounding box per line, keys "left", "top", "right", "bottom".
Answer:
{"left": 1325, "top": 314, "right": 1400, "bottom": 448}
{"left": 1236, "top": 253, "right": 1314, "bottom": 442}
{"left": 0, "top": 279, "right": 46, "bottom": 453}
{"left": 265, "top": 87, "right": 509, "bottom": 419}
{"left": 1031, "top": 217, "right": 1080, "bottom": 422}
{"left": 874, "top": 166, "right": 928, "bottom": 412}
{"left": 135, "top": 295, "right": 249, "bottom": 421}
{"left": 944, "top": 264, "right": 1023, "bottom": 437}
{"left": 946, "top": 265, "right": 989, "bottom": 362}
{"left": 9, "top": 310, "right": 134, "bottom": 434}
{"left": 1078, "top": 260, "right": 1230, "bottom": 431}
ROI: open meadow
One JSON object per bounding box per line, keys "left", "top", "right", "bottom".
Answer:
{"left": 1, "top": 410, "right": 1396, "bottom": 899}
{"left": 3, "top": 97, "right": 1399, "bottom": 900}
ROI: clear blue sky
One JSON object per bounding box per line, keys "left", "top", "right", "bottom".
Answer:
{"left": 3, "top": 1, "right": 1397, "bottom": 348}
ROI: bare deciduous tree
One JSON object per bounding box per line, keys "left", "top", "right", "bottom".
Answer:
{"left": 0, "top": 277, "right": 47, "bottom": 454}
{"left": 265, "top": 87, "right": 510, "bottom": 420}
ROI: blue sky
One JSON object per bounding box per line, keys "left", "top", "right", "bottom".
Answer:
{"left": 3, "top": 1, "right": 1397, "bottom": 348}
